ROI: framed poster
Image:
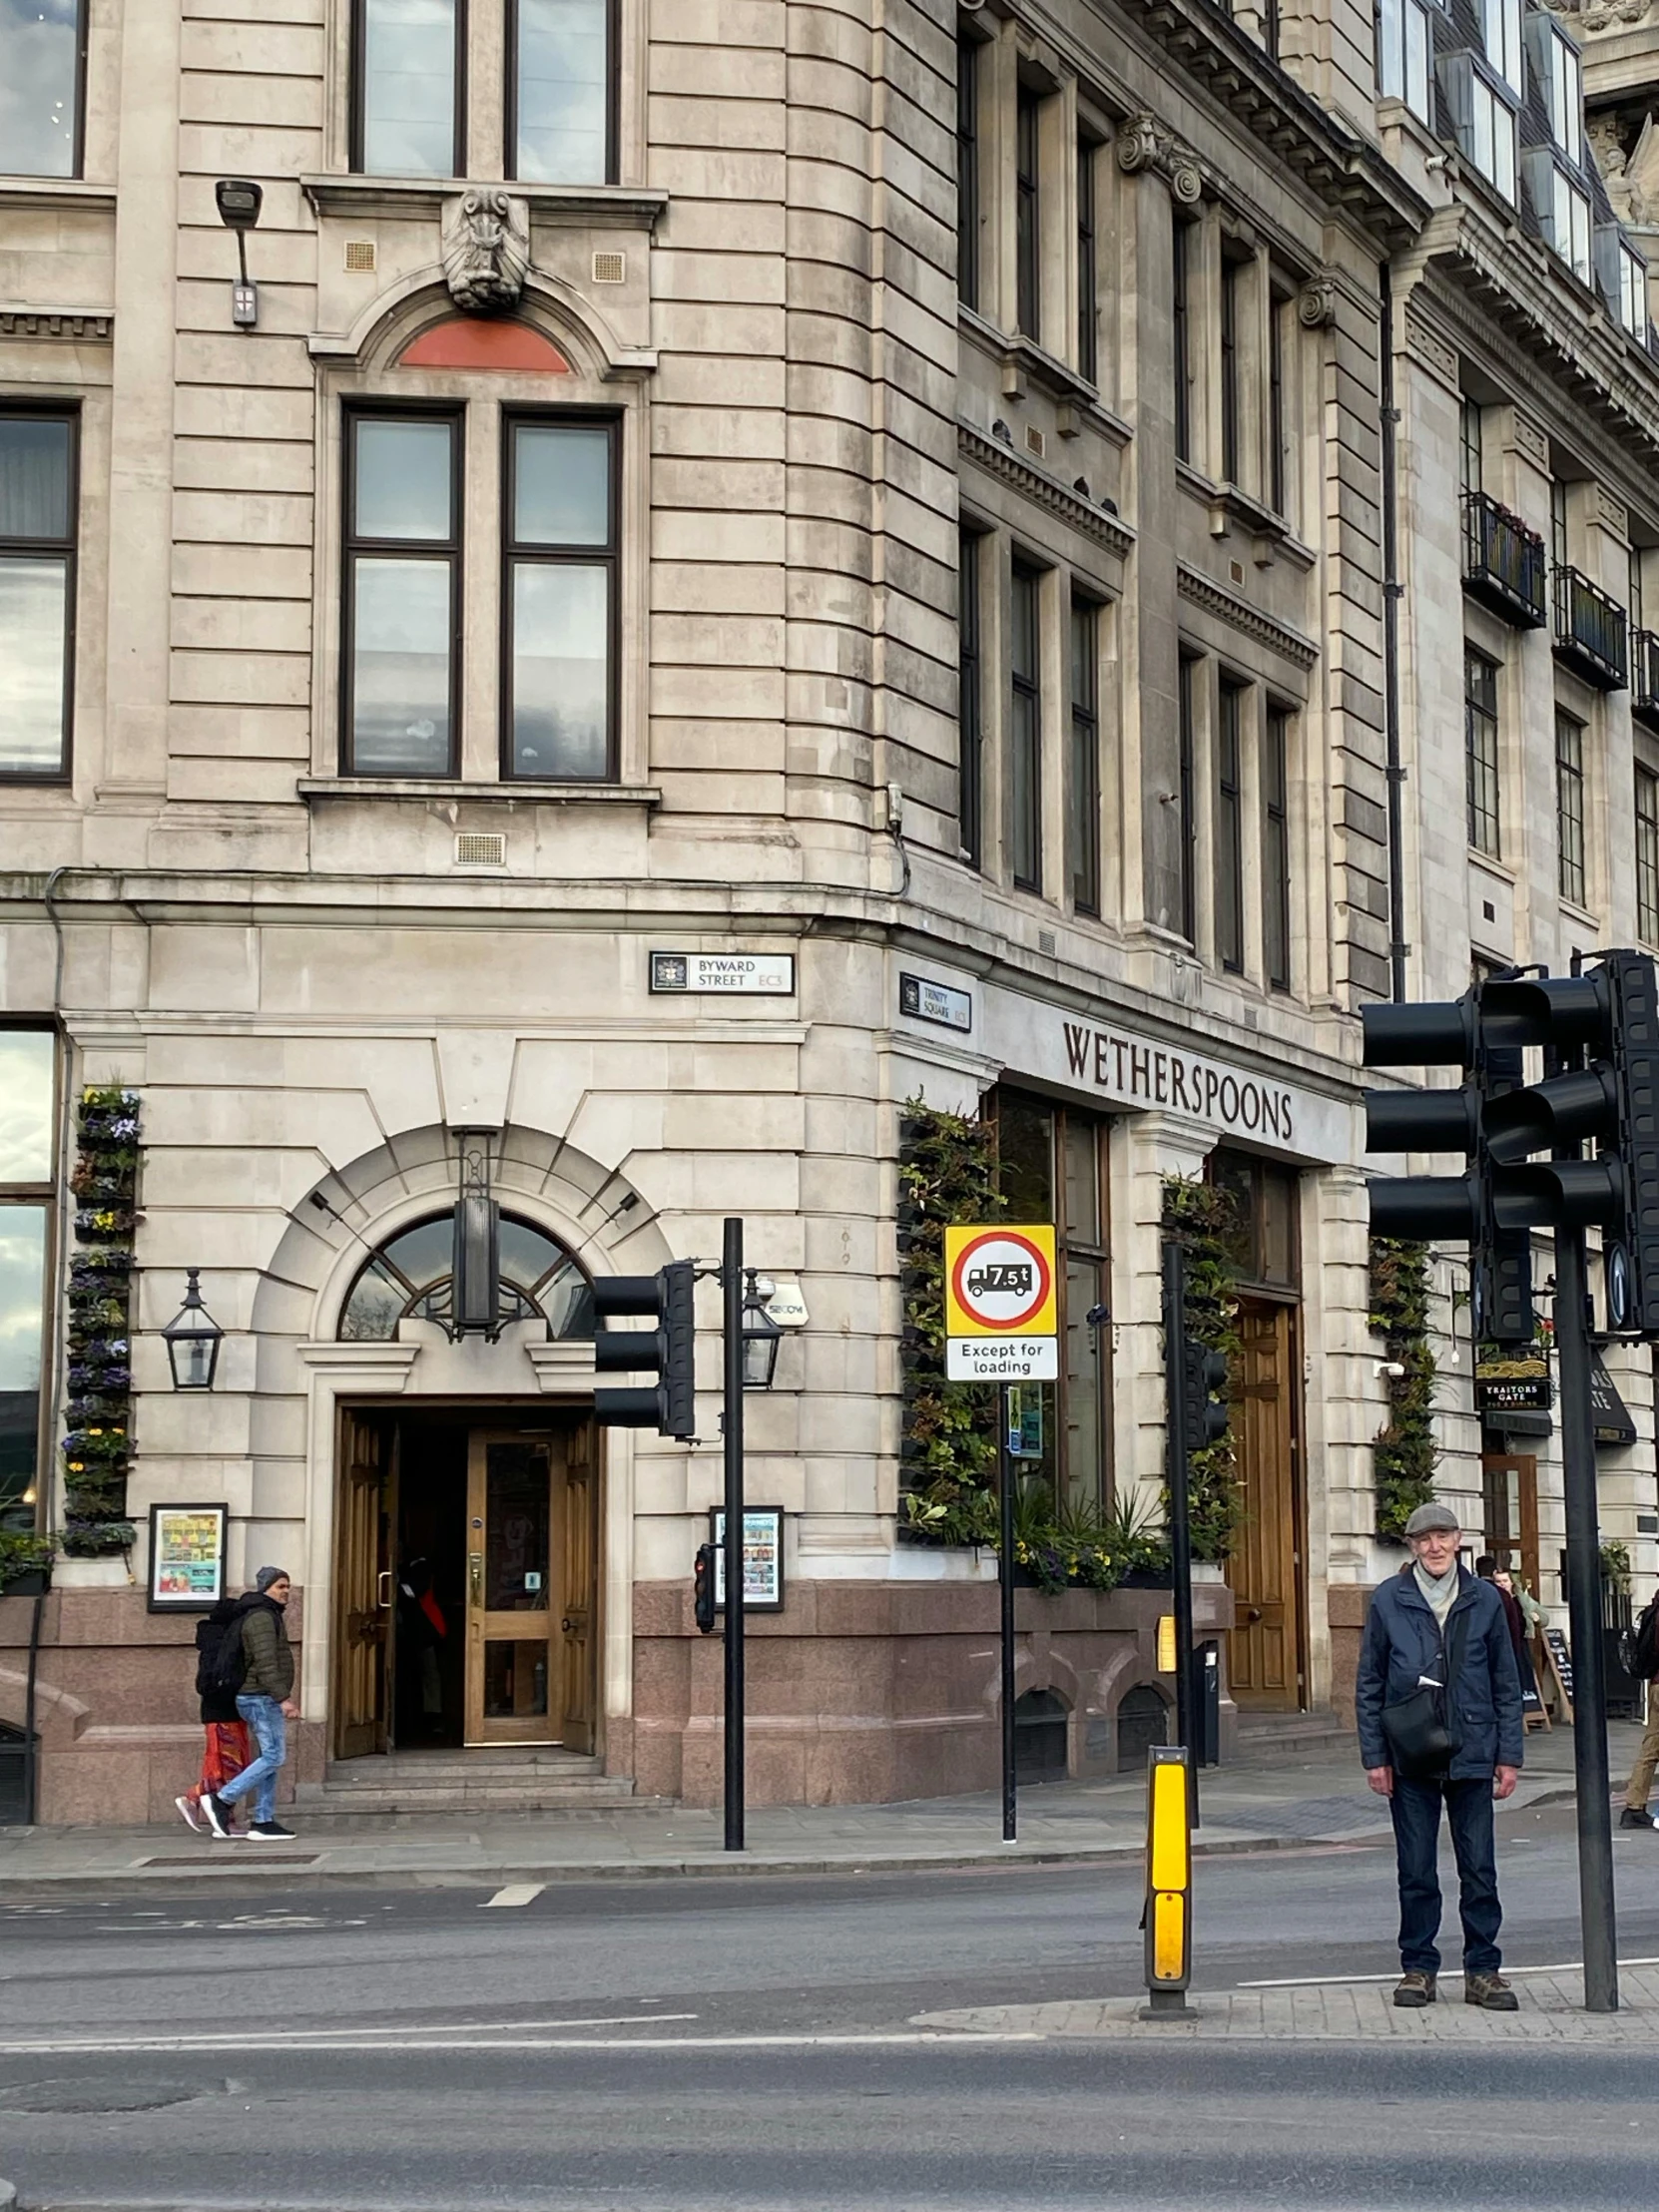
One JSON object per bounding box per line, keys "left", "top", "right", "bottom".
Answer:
{"left": 710, "top": 1507, "right": 785, "bottom": 1613}
{"left": 148, "top": 1503, "right": 228, "bottom": 1612}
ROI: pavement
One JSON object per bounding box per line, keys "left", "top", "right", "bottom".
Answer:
{"left": 0, "top": 1718, "right": 1640, "bottom": 1893}
{"left": 916, "top": 1962, "right": 1659, "bottom": 2042}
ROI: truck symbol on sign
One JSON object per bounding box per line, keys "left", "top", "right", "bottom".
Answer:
{"left": 966, "top": 1262, "right": 1034, "bottom": 1301}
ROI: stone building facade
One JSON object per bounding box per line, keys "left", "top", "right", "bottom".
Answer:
{"left": 0, "top": 0, "right": 1655, "bottom": 1823}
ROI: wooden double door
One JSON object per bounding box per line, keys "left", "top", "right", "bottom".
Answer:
{"left": 335, "top": 1410, "right": 598, "bottom": 1757}
{"left": 1225, "top": 1299, "right": 1306, "bottom": 1711}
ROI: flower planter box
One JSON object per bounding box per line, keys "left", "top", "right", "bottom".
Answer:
{"left": 0, "top": 1569, "right": 50, "bottom": 1598}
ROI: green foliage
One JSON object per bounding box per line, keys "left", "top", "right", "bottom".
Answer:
{"left": 1370, "top": 1237, "right": 1438, "bottom": 1541}
{"left": 1601, "top": 1540, "right": 1633, "bottom": 1595}
{"left": 896, "top": 1099, "right": 1128, "bottom": 1592}
{"left": 60, "top": 1087, "right": 140, "bottom": 1556}
{"left": 897, "top": 1096, "right": 1002, "bottom": 1524}
{"left": 1098, "top": 1486, "right": 1173, "bottom": 1577}
{"left": 1161, "top": 1175, "right": 1244, "bottom": 1562}
{"left": 0, "top": 1528, "right": 55, "bottom": 1590}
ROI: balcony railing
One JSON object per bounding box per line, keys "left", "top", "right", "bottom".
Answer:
{"left": 1553, "top": 564, "right": 1629, "bottom": 690}
{"left": 1634, "top": 628, "right": 1659, "bottom": 731}
{"left": 1461, "top": 490, "right": 1547, "bottom": 628}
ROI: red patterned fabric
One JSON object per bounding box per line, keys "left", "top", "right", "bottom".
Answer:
{"left": 185, "top": 1720, "right": 251, "bottom": 1804}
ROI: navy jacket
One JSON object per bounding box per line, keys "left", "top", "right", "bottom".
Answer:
{"left": 1356, "top": 1564, "right": 1524, "bottom": 1779}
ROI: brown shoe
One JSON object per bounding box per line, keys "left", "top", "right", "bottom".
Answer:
{"left": 1463, "top": 1971, "right": 1518, "bottom": 2011}
{"left": 1392, "top": 1969, "right": 1437, "bottom": 2007}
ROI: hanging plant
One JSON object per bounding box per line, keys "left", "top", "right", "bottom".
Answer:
{"left": 1161, "top": 1175, "right": 1245, "bottom": 1562}
{"left": 1370, "top": 1236, "right": 1438, "bottom": 1541}
{"left": 59, "top": 1086, "right": 140, "bottom": 1558}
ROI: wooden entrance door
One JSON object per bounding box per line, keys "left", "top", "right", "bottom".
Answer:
{"left": 556, "top": 1420, "right": 598, "bottom": 1753}
{"left": 463, "top": 1427, "right": 596, "bottom": 1747}
{"left": 335, "top": 1409, "right": 397, "bottom": 1758}
{"left": 1226, "top": 1301, "right": 1303, "bottom": 1711}
{"left": 1480, "top": 1454, "right": 1540, "bottom": 1595}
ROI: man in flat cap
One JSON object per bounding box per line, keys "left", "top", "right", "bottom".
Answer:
{"left": 1356, "top": 1501, "right": 1523, "bottom": 2009}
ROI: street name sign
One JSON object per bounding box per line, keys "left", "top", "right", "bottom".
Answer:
{"left": 943, "top": 1223, "right": 1059, "bottom": 1380}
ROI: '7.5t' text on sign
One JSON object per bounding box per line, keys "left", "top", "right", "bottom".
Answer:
{"left": 943, "top": 1225, "right": 1059, "bottom": 1381}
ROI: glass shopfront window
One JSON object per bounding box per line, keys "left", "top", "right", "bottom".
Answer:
{"left": 0, "top": 1030, "right": 55, "bottom": 1527}
{"left": 992, "top": 1089, "right": 1112, "bottom": 1509}
{"left": 1210, "top": 1147, "right": 1300, "bottom": 1291}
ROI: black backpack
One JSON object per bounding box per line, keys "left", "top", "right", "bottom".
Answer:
{"left": 1620, "top": 1597, "right": 1659, "bottom": 1683}
{"left": 196, "top": 1604, "right": 248, "bottom": 1697}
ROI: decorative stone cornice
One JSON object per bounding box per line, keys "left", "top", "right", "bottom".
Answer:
{"left": 1176, "top": 561, "right": 1321, "bottom": 669}
{"left": 301, "top": 175, "right": 668, "bottom": 230}
{"left": 1410, "top": 201, "right": 1659, "bottom": 504}
{"left": 0, "top": 307, "right": 112, "bottom": 341}
{"left": 1114, "top": 0, "right": 1428, "bottom": 247}
{"left": 1116, "top": 113, "right": 1204, "bottom": 205}
{"left": 957, "top": 423, "right": 1136, "bottom": 557}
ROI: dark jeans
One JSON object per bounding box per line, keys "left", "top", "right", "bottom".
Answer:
{"left": 1389, "top": 1774, "right": 1501, "bottom": 1975}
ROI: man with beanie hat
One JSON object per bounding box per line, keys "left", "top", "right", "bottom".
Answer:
{"left": 203, "top": 1567, "right": 299, "bottom": 1842}
{"left": 1356, "top": 1502, "right": 1524, "bottom": 2010}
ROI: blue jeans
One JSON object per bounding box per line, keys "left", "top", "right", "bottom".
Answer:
{"left": 1389, "top": 1774, "right": 1501, "bottom": 1975}
{"left": 217, "top": 1695, "right": 285, "bottom": 1824}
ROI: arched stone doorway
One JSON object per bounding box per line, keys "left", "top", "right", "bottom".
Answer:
{"left": 250, "top": 1124, "right": 667, "bottom": 1779}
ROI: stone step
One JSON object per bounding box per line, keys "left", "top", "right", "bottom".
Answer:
{"left": 318, "top": 1751, "right": 606, "bottom": 1786}
{"left": 293, "top": 1783, "right": 649, "bottom": 1819}
{"left": 1234, "top": 1710, "right": 1355, "bottom": 1764}
{"left": 293, "top": 1749, "right": 647, "bottom": 1817}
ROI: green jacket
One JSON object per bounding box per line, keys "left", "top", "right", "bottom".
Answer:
{"left": 240, "top": 1598, "right": 294, "bottom": 1701}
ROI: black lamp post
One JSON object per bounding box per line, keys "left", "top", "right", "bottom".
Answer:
{"left": 163, "top": 1270, "right": 224, "bottom": 1389}
{"left": 740, "top": 1273, "right": 783, "bottom": 1390}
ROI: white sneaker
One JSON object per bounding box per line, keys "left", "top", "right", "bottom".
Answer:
{"left": 175, "top": 1795, "right": 206, "bottom": 1834}
{"left": 201, "top": 1793, "right": 234, "bottom": 1840}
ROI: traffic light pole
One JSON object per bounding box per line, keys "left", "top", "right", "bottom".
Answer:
{"left": 998, "top": 1382, "right": 1017, "bottom": 1843}
{"left": 1162, "top": 1238, "right": 1197, "bottom": 1819}
{"left": 1554, "top": 1224, "right": 1619, "bottom": 2011}
{"left": 723, "top": 1216, "right": 746, "bottom": 1854}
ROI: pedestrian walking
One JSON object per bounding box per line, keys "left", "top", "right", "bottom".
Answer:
{"left": 202, "top": 1566, "right": 299, "bottom": 1842}
{"left": 175, "top": 1594, "right": 253, "bottom": 1834}
{"left": 1474, "top": 1553, "right": 1542, "bottom": 1719}
{"left": 1618, "top": 1588, "right": 1659, "bottom": 1832}
{"left": 1356, "top": 1502, "right": 1523, "bottom": 2010}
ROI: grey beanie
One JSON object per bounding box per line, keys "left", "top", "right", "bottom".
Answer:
{"left": 1403, "top": 1502, "right": 1460, "bottom": 1537}
{"left": 254, "top": 1564, "right": 289, "bottom": 1593}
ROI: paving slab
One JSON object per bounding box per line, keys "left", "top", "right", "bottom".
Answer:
{"left": 0, "top": 1723, "right": 1636, "bottom": 1894}
{"left": 912, "top": 1961, "right": 1659, "bottom": 2041}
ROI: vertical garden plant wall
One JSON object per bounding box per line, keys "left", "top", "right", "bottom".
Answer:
{"left": 60, "top": 1087, "right": 140, "bottom": 1556}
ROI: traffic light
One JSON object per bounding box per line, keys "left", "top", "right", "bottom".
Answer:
{"left": 592, "top": 1260, "right": 697, "bottom": 1436}
{"left": 1361, "top": 980, "right": 1535, "bottom": 1345}
{"left": 693, "top": 1542, "right": 717, "bottom": 1634}
{"left": 1477, "top": 951, "right": 1659, "bottom": 1335}
{"left": 1181, "top": 1339, "right": 1230, "bottom": 1455}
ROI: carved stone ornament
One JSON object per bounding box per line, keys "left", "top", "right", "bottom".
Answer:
{"left": 441, "top": 189, "right": 530, "bottom": 313}
{"left": 1115, "top": 112, "right": 1204, "bottom": 205}
{"left": 1298, "top": 274, "right": 1338, "bottom": 328}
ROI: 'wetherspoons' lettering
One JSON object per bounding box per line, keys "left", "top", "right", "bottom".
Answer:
{"left": 1061, "top": 1021, "right": 1296, "bottom": 1142}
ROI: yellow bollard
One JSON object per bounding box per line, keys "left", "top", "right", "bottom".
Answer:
{"left": 1140, "top": 1742, "right": 1195, "bottom": 2019}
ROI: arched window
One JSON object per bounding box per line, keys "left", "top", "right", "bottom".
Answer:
{"left": 338, "top": 1214, "right": 595, "bottom": 1343}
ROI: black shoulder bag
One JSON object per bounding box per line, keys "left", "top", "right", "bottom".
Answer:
{"left": 1382, "top": 1603, "right": 1468, "bottom": 1781}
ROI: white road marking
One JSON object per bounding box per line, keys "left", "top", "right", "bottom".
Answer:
{"left": 482, "top": 1884, "right": 545, "bottom": 1909}
{"left": 0, "top": 2030, "right": 1036, "bottom": 2055}
{"left": 0, "top": 2013, "right": 699, "bottom": 2054}
{"left": 1237, "top": 1955, "right": 1659, "bottom": 1988}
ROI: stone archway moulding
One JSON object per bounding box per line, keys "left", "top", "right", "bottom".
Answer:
{"left": 260, "top": 1124, "right": 662, "bottom": 1757}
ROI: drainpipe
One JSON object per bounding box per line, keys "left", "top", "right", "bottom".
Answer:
{"left": 1379, "top": 264, "right": 1408, "bottom": 1002}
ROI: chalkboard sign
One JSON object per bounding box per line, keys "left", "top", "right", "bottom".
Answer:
{"left": 1542, "top": 1626, "right": 1574, "bottom": 1721}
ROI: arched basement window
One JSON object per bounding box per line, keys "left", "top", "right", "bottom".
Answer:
{"left": 338, "top": 1214, "right": 595, "bottom": 1343}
